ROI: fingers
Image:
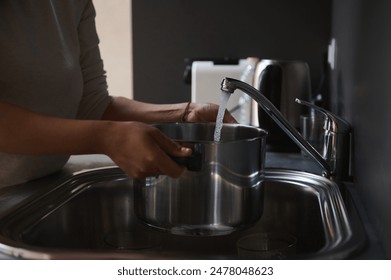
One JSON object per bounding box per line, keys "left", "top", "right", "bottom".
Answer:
{"left": 149, "top": 129, "right": 192, "bottom": 178}
{"left": 119, "top": 145, "right": 186, "bottom": 180}
{"left": 186, "top": 103, "right": 237, "bottom": 123}
{"left": 106, "top": 122, "right": 192, "bottom": 179}
{"left": 135, "top": 127, "right": 192, "bottom": 178}
{"left": 151, "top": 129, "right": 192, "bottom": 158}
{"left": 223, "top": 109, "right": 238, "bottom": 123}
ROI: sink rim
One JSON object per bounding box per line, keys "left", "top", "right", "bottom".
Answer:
{"left": 0, "top": 167, "right": 366, "bottom": 260}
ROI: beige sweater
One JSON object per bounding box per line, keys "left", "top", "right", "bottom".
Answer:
{"left": 0, "top": 0, "right": 112, "bottom": 187}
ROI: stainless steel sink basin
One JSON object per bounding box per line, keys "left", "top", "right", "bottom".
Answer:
{"left": 0, "top": 167, "right": 365, "bottom": 259}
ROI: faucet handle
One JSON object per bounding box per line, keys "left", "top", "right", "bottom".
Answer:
{"left": 295, "top": 98, "right": 351, "bottom": 134}
{"left": 295, "top": 98, "right": 352, "bottom": 180}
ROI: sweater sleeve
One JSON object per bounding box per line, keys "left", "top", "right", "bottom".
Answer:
{"left": 76, "top": 0, "right": 112, "bottom": 120}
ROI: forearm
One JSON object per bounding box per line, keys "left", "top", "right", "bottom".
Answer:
{"left": 0, "top": 101, "right": 192, "bottom": 179}
{"left": 101, "top": 96, "right": 236, "bottom": 124}
{"left": 101, "top": 96, "right": 188, "bottom": 123}
{"left": 0, "top": 101, "right": 109, "bottom": 156}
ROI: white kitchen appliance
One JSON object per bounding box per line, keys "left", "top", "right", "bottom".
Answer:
{"left": 191, "top": 58, "right": 259, "bottom": 125}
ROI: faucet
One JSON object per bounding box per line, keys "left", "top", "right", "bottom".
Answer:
{"left": 221, "top": 77, "right": 352, "bottom": 180}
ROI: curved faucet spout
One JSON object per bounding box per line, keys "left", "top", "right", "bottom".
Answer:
{"left": 221, "top": 77, "right": 331, "bottom": 177}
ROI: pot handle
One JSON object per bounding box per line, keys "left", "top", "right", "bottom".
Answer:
{"left": 171, "top": 145, "right": 203, "bottom": 172}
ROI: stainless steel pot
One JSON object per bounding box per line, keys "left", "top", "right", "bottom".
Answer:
{"left": 134, "top": 122, "right": 267, "bottom": 236}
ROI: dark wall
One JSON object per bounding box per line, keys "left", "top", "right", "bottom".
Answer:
{"left": 331, "top": 0, "right": 391, "bottom": 258}
{"left": 132, "top": 0, "right": 332, "bottom": 103}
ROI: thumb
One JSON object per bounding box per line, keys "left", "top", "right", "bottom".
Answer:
{"left": 177, "top": 146, "right": 193, "bottom": 157}
{"left": 223, "top": 111, "right": 238, "bottom": 123}
{"left": 168, "top": 145, "right": 193, "bottom": 158}
{"left": 152, "top": 129, "right": 192, "bottom": 157}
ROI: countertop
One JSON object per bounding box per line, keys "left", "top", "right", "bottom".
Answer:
{"left": 0, "top": 152, "right": 386, "bottom": 259}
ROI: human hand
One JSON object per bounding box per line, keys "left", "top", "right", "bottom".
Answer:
{"left": 184, "top": 103, "right": 237, "bottom": 123}
{"left": 103, "top": 122, "right": 192, "bottom": 179}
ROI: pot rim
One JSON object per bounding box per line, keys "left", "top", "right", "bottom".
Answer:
{"left": 152, "top": 122, "right": 268, "bottom": 144}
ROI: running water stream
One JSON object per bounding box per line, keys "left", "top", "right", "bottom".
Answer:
{"left": 213, "top": 90, "right": 231, "bottom": 142}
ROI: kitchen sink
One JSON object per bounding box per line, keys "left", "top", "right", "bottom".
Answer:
{"left": 0, "top": 167, "right": 365, "bottom": 259}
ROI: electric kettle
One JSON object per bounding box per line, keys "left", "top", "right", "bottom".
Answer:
{"left": 254, "top": 59, "right": 311, "bottom": 152}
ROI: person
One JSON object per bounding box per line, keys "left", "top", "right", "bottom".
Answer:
{"left": 0, "top": 0, "right": 235, "bottom": 187}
